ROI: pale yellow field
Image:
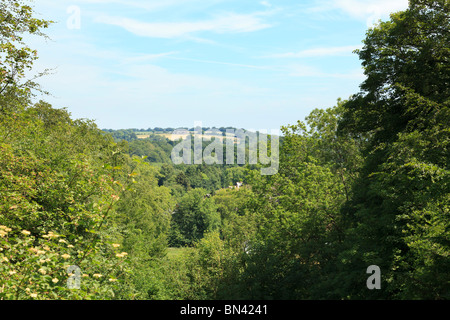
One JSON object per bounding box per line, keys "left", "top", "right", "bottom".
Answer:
{"left": 138, "top": 132, "right": 240, "bottom": 143}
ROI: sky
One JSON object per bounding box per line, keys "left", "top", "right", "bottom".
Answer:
{"left": 28, "top": 0, "right": 409, "bottom": 131}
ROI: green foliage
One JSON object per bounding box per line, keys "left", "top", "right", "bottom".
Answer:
{"left": 0, "top": 224, "right": 130, "bottom": 299}
{"left": 213, "top": 187, "right": 255, "bottom": 250}
{"left": 222, "top": 101, "right": 364, "bottom": 299}
{"left": 336, "top": 0, "right": 450, "bottom": 299}
{"left": 128, "top": 139, "right": 171, "bottom": 164}
{"left": 169, "top": 188, "right": 220, "bottom": 247}
{"left": 0, "top": 106, "right": 134, "bottom": 299}
{"left": 1, "top": 0, "right": 448, "bottom": 301}
{"left": 105, "top": 129, "right": 137, "bottom": 142}
{"left": 107, "top": 157, "right": 176, "bottom": 299}
{"left": 0, "top": 0, "right": 52, "bottom": 102}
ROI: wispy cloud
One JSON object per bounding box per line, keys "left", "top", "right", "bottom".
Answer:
{"left": 122, "top": 52, "right": 179, "bottom": 64}
{"left": 265, "top": 45, "right": 362, "bottom": 59}
{"left": 309, "top": 0, "right": 409, "bottom": 26}
{"left": 288, "top": 64, "right": 365, "bottom": 80}
{"left": 336, "top": 0, "right": 408, "bottom": 26}
{"left": 76, "top": 0, "right": 209, "bottom": 12}
{"left": 260, "top": 1, "right": 272, "bottom": 8}
{"left": 94, "top": 11, "right": 272, "bottom": 39}
{"left": 31, "top": 0, "right": 372, "bottom": 130}
{"left": 167, "top": 56, "right": 277, "bottom": 70}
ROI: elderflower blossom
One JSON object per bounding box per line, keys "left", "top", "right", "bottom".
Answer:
{"left": 43, "top": 231, "right": 59, "bottom": 239}
{"left": 0, "top": 225, "right": 11, "bottom": 232}
{"left": 115, "top": 252, "right": 128, "bottom": 258}
{"left": 0, "top": 226, "right": 11, "bottom": 237}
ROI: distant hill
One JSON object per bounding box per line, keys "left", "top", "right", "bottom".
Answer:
{"left": 102, "top": 127, "right": 279, "bottom": 144}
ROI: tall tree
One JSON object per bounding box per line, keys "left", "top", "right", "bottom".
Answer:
{"left": 337, "top": 0, "right": 449, "bottom": 299}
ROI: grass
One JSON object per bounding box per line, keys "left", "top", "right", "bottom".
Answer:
{"left": 166, "top": 247, "right": 193, "bottom": 260}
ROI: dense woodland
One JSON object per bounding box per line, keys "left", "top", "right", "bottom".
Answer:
{"left": 0, "top": 0, "right": 448, "bottom": 300}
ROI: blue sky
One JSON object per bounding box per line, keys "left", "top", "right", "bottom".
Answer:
{"left": 29, "top": 0, "right": 409, "bottom": 131}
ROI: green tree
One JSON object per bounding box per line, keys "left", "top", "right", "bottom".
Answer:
{"left": 169, "top": 188, "right": 220, "bottom": 247}
{"left": 226, "top": 101, "right": 364, "bottom": 299}
{"left": 110, "top": 157, "right": 175, "bottom": 299}
{"left": 0, "top": 102, "right": 134, "bottom": 299}
{"left": 0, "top": 0, "right": 52, "bottom": 106}
{"left": 337, "top": 0, "right": 450, "bottom": 299}
{"left": 128, "top": 139, "right": 171, "bottom": 163}
{"left": 213, "top": 187, "right": 255, "bottom": 252}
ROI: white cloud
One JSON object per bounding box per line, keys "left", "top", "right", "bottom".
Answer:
{"left": 260, "top": 1, "right": 272, "bottom": 7}
{"left": 266, "top": 45, "right": 362, "bottom": 58}
{"left": 288, "top": 64, "right": 322, "bottom": 77}
{"left": 75, "top": 0, "right": 203, "bottom": 11}
{"left": 167, "top": 56, "right": 276, "bottom": 70}
{"left": 309, "top": 0, "right": 409, "bottom": 26}
{"left": 287, "top": 64, "right": 365, "bottom": 80}
{"left": 122, "top": 52, "right": 179, "bottom": 64}
{"left": 94, "top": 12, "right": 272, "bottom": 39}
{"left": 335, "top": 0, "right": 408, "bottom": 26}
{"left": 34, "top": 49, "right": 274, "bottom": 125}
